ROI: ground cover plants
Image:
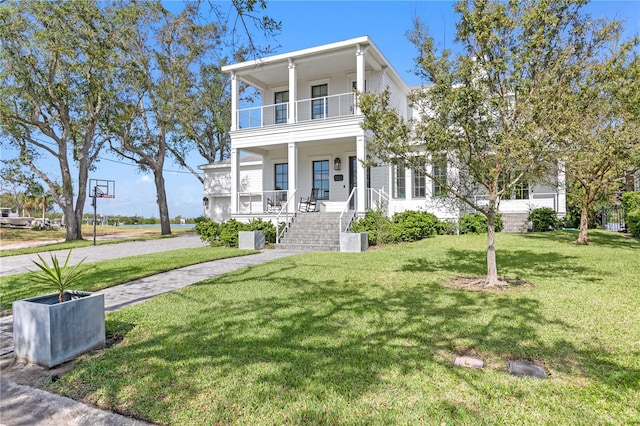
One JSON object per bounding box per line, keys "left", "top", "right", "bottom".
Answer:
{"left": 49, "top": 230, "right": 639, "bottom": 425}
{"left": 0, "top": 247, "right": 255, "bottom": 312}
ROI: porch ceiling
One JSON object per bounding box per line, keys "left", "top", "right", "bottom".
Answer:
{"left": 229, "top": 40, "right": 385, "bottom": 90}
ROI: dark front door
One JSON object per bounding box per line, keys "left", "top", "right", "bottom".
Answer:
{"left": 349, "top": 156, "right": 357, "bottom": 209}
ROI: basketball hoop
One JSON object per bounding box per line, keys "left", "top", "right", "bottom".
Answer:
{"left": 88, "top": 179, "right": 116, "bottom": 246}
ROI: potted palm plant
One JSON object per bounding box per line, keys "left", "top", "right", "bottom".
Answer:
{"left": 12, "top": 250, "right": 105, "bottom": 368}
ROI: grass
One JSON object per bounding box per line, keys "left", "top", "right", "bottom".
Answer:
{"left": 0, "top": 225, "right": 195, "bottom": 257}
{"left": 0, "top": 247, "right": 256, "bottom": 312}
{"left": 49, "top": 230, "right": 639, "bottom": 424}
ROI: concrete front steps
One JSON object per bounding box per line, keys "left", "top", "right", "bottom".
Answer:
{"left": 501, "top": 213, "right": 530, "bottom": 233}
{"left": 275, "top": 212, "right": 342, "bottom": 251}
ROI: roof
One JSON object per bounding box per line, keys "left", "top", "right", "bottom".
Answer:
{"left": 221, "top": 36, "right": 409, "bottom": 94}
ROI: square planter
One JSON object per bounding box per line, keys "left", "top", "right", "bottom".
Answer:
{"left": 13, "top": 291, "right": 105, "bottom": 368}
{"left": 340, "top": 232, "right": 368, "bottom": 252}
{"left": 238, "top": 231, "right": 265, "bottom": 250}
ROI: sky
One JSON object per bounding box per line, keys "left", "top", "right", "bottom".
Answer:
{"left": 3, "top": 0, "right": 639, "bottom": 219}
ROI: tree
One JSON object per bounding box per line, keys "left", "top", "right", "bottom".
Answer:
{"left": 359, "top": 0, "right": 628, "bottom": 286}
{"left": 169, "top": 63, "right": 232, "bottom": 184}
{"left": 0, "top": 0, "right": 119, "bottom": 240}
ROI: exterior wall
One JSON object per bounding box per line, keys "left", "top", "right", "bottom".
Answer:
{"left": 203, "top": 161, "right": 263, "bottom": 222}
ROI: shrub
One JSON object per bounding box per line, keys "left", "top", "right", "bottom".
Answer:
{"left": 622, "top": 191, "right": 640, "bottom": 217}
{"left": 459, "top": 213, "right": 503, "bottom": 234}
{"left": 391, "top": 210, "right": 441, "bottom": 242}
{"left": 218, "top": 219, "right": 249, "bottom": 247}
{"left": 247, "top": 218, "right": 277, "bottom": 244}
{"left": 528, "top": 207, "right": 560, "bottom": 232}
{"left": 195, "top": 219, "right": 220, "bottom": 244}
{"left": 626, "top": 209, "right": 640, "bottom": 238}
{"left": 349, "top": 208, "right": 394, "bottom": 246}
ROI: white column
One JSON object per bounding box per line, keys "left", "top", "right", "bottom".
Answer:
{"left": 287, "top": 142, "right": 298, "bottom": 212}
{"left": 230, "top": 148, "right": 240, "bottom": 214}
{"left": 356, "top": 135, "right": 366, "bottom": 212}
{"left": 288, "top": 59, "right": 297, "bottom": 124}
{"left": 355, "top": 44, "right": 367, "bottom": 114}
{"left": 230, "top": 71, "right": 238, "bottom": 131}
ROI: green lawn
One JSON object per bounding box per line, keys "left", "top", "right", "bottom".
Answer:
{"left": 51, "top": 230, "right": 639, "bottom": 425}
{"left": 0, "top": 247, "right": 256, "bottom": 312}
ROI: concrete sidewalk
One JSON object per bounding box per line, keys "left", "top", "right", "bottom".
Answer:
{"left": 0, "top": 237, "right": 301, "bottom": 426}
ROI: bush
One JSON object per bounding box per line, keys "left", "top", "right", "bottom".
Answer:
{"left": 195, "top": 219, "right": 220, "bottom": 244}
{"left": 350, "top": 208, "right": 394, "bottom": 245}
{"left": 528, "top": 207, "right": 560, "bottom": 232}
{"left": 391, "top": 210, "right": 441, "bottom": 242}
{"left": 622, "top": 191, "right": 640, "bottom": 217}
{"left": 459, "top": 213, "right": 503, "bottom": 234}
{"left": 247, "top": 218, "right": 277, "bottom": 244}
{"left": 626, "top": 209, "right": 640, "bottom": 238}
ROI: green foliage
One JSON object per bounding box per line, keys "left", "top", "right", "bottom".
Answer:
{"left": 195, "top": 218, "right": 277, "bottom": 247}
{"left": 391, "top": 210, "right": 441, "bottom": 242}
{"left": 626, "top": 209, "right": 640, "bottom": 238}
{"left": 528, "top": 208, "right": 560, "bottom": 232}
{"left": 459, "top": 213, "right": 503, "bottom": 235}
{"left": 622, "top": 191, "right": 640, "bottom": 217}
{"left": 349, "top": 208, "right": 394, "bottom": 246}
{"left": 30, "top": 250, "right": 86, "bottom": 303}
{"left": 351, "top": 209, "right": 446, "bottom": 245}
{"left": 247, "top": 218, "right": 276, "bottom": 244}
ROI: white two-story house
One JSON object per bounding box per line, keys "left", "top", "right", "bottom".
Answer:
{"left": 200, "top": 36, "right": 566, "bottom": 242}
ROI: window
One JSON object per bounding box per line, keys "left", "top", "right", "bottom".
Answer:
{"left": 311, "top": 84, "right": 328, "bottom": 119}
{"left": 274, "top": 91, "right": 289, "bottom": 124}
{"left": 413, "top": 162, "right": 426, "bottom": 198}
{"left": 393, "top": 164, "right": 406, "bottom": 199}
{"left": 274, "top": 163, "right": 288, "bottom": 191}
{"left": 513, "top": 181, "right": 529, "bottom": 200}
{"left": 312, "top": 160, "right": 330, "bottom": 200}
{"left": 432, "top": 163, "right": 447, "bottom": 197}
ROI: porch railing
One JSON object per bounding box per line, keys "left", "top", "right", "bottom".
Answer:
{"left": 339, "top": 188, "right": 358, "bottom": 233}
{"left": 473, "top": 192, "right": 559, "bottom": 212}
{"left": 366, "top": 188, "right": 389, "bottom": 212}
{"left": 276, "top": 189, "right": 297, "bottom": 244}
{"left": 236, "top": 190, "right": 288, "bottom": 215}
{"left": 236, "top": 92, "right": 356, "bottom": 130}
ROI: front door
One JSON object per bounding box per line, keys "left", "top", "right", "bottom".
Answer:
{"left": 349, "top": 156, "right": 357, "bottom": 209}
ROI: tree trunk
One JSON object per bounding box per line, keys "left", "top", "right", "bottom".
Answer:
{"left": 154, "top": 169, "right": 172, "bottom": 236}
{"left": 576, "top": 200, "right": 590, "bottom": 245}
{"left": 486, "top": 211, "right": 499, "bottom": 286}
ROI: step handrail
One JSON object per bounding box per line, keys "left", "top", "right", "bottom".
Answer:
{"left": 276, "top": 189, "right": 297, "bottom": 243}
{"left": 339, "top": 187, "right": 357, "bottom": 233}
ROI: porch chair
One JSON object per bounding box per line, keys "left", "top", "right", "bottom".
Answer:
{"left": 266, "top": 198, "right": 276, "bottom": 213}
{"left": 299, "top": 188, "right": 319, "bottom": 212}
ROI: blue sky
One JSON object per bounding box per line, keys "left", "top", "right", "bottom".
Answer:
{"left": 4, "top": 0, "right": 639, "bottom": 219}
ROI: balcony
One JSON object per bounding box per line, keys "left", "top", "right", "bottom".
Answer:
{"left": 236, "top": 92, "right": 357, "bottom": 130}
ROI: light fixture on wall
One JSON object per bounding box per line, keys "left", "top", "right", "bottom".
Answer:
{"left": 202, "top": 197, "right": 209, "bottom": 209}
{"left": 334, "top": 157, "right": 341, "bottom": 171}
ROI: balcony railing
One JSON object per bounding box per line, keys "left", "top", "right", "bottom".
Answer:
{"left": 236, "top": 92, "right": 356, "bottom": 130}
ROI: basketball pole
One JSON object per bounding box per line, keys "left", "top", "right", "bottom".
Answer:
{"left": 93, "top": 185, "right": 98, "bottom": 246}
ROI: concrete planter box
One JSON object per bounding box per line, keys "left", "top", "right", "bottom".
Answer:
{"left": 13, "top": 291, "right": 105, "bottom": 368}
{"left": 238, "top": 231, "right": 265, "bottom": 250}
{"left": 340, "top": 232, "right": 368, "bottom": 252}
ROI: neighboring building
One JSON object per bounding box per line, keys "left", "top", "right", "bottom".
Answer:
{"left": 200, "top": 36, "right": 566, "bottom": 235}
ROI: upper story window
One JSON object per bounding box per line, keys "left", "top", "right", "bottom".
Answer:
{"left": 513, "top": 181, "right": 529, "bottom": 200}
{"left": 274, "top": 91, "right": 289, "bottom": 124}
{"left": 413, "top": 162, "right": 426, "bottom": 198}
{"left": 311, "top": 84, "right": 328, "bottom": 119}
{"left": 393, "top": 164, "right": 406, "bottom": 199}
{"left": 432, "top": 163, "right": 447, "bottom": 197}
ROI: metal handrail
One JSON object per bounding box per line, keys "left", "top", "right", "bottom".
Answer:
{"left": 339, "top": 187, "right": 357, "bottom": 233}
{"left": 276, "top": 189, "right": 297, "bottom": 243}
{"left": 235, "top": 92, "right": 356, "bottom": 129}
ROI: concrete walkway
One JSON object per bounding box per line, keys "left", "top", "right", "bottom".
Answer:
{"left": 0, "top": 235, "right": 301, "bottom": 426}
